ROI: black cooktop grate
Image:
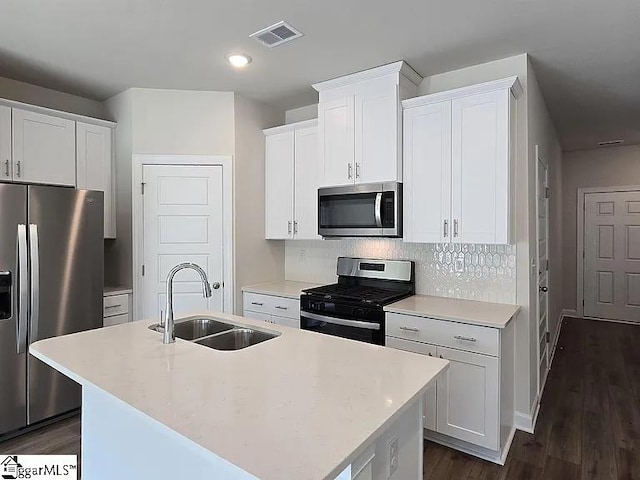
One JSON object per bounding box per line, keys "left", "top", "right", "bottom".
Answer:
{"left": 303, "top": 284, "right": 409, "bottom": 305}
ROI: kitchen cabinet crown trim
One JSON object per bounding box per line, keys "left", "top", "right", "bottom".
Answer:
{"left": 0, "top": 97, "right": 116, "bottom": 129}
{"left": 263, "top": 118, "right": 317, "bottom": 136}
{"left": 312, "top": 60, "right": 422, "bottom": 92}
{"left": 402, "top": 76, "right": 522, "bottom": 110}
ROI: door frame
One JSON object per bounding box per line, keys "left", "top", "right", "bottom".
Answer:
{"left": 132, "top": 154, "right": 234, "bottom": 321}
{"left": 576, "top": 184, "right": 640, "bottom": 318}
{"left": 535, "top": 145, "right": 550, "bottom": 396}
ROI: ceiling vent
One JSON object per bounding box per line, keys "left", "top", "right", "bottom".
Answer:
{"left": 250, "top": 21, "right": 303, "bottom": 48}
{"left": 597, "top": 139, "right": 624, "bottom": 147}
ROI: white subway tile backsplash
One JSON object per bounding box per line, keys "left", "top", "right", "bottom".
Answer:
{"left": 285, "top": 239, "right": 517, "bottom": 304}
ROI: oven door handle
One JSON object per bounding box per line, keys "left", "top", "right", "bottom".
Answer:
{"left": 302, "top": 311, "right": 380, "bottom": 331}
{"left": 374, "top": 192, "right": 383, "bottom": 228}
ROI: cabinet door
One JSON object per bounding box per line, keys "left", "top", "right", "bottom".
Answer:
{"left": 77, "top": 123, "right": 115, "bottom": 238}
{"left": 355, "top": 81, "right": 399, "bottom": 183}
{"left": 265, "top": 131, "right": 295, "bottom": 239}
{"left": 12, "top": 109, "right": 76, "bottom": 186}
{"left": 385, "top": 336, "right": 437, "bottom": 431}
{"left": 436, "top": 346, "right": 499, "bottom": 450}
{"left": 403, "top": 102, "right": 452, "bottom": 243}
{"left": 272, "top": 314, "right": 299, "bottom": 329}
{"left": 318, "top": 96, "right": 355, "bottom": 187}
{"left": 451, "top": 90, "right": 511, "bottom": 244}
{"left": 294, "top": 126, "right": 320, "bottom": 239}
{"left": 0, "top": 106, "right": 11, "bottom": 181}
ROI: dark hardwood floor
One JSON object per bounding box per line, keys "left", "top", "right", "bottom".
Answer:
{"left": 1, "top": 318, "right": 638, "bottom": 479}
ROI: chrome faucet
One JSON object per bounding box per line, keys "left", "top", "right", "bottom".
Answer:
{"left": 163, "top": 263, "right": 212, "bottom": 344}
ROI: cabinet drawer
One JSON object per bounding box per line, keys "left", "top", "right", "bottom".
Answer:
{"left": 103, "top": 313, "right": 129, "bottom": 327}
{"left": 386, "top": 313, "right": 499, "bottom": 356}
{"left": 103, "top": 294, "right": 129, "bottom": 317}
{"left": 243, "top": 292, "right": 300, "bottom": 320}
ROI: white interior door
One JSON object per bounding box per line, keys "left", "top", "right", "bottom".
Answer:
{"left": 584, "top": 190, "right": 640, "bottom": 322}
{"left": 536, "top": 156, "right": 550, "bottom": 392}
{"left": 142, "top": 165, "right": 224, "bottom": 321}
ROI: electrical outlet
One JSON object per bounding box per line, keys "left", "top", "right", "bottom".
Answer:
{"left": 454, "top": 257, "right": 464, "bottom": 272}
{"left": 388, "top": 436, "right": 399, "bottom": 478}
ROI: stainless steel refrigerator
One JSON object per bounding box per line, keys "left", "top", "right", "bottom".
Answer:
{"left": 0, "top": 183, "right": 103, "bottom": 436}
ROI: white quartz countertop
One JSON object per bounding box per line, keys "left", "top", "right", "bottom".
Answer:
{"left": 30, "top": 312, "right": 448, "bottom": 480}
{"left": 385, "top": 295, "right": 520, "bottom": 328}
{"left": 103, "top": 285, "right": 133, "bottom": 296}
{"left": 242, "top": 280, "right": 321, "bottom": 299}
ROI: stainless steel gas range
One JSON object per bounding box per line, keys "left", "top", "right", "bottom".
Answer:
{"left": 300, "top": 257, "right": 414, "bottom": 345}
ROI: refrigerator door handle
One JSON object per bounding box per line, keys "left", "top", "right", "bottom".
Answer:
{"left": 28, "top": 224, "right": 39, "bottom": 345}
{"left": 17, "top": 224, "right": 28, "bottom": 354}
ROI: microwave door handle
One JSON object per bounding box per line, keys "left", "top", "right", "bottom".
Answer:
{"left": 374, "top": 192, "right": 383, "bottom": 228}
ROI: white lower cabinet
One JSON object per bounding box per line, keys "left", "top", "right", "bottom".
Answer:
{"left": 436, "top": 346, "right": 499, "bottom": 449}
{"left": 242, "top": 292, "right": 300, "bottom": 329}
{"left": 386, "top": 312, "right": 514, "bottom": 463}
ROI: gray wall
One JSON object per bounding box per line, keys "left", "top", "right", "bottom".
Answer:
{"left": 562, "top": 144, "right": 640, "bottom": 311}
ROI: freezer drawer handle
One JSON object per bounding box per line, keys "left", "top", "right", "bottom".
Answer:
{"left": 28, "top": 225, "right": 40, "bottom": 344}
{"left": 17, "top": 225, "right": 28, "bottom": 354}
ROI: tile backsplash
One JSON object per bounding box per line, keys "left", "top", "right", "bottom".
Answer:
{"left": 285, "top": 239, "right": 517, "bottom": 304}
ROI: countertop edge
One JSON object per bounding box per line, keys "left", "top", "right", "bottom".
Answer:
{"left": 383, "top": 304, "right": 521, "bottom": 329}
{"left": 241, "top": 281, "right": 319, "bottom": 299}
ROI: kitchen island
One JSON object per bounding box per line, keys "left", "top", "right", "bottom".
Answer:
{"left": 30, "top": 312, "right": 448, "bottom": 480}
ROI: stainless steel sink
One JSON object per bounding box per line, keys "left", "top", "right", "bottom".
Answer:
{"left": 173, "top": 318, "right": 235, "bottom": 341}
{"left": 150, "top": 315, "right": 279, "bottom": 350}
{"left": 195, "top": 328, "right": 278, "bottom": 351}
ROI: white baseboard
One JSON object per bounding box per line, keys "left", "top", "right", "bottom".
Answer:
{"left": 561, "top": 309, "right": 578, "bottom": 319}
{"left": 514, "top": 391, "right": 539, "bottom": 434}
{"left": 423, "top": 425, "right": 516, "bottom": 465}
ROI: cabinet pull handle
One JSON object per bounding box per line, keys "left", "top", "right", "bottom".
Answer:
{"left": 348, "top": 163, "right": 353, "bottom": 179}
{"left": 4, "top": 159, "right": 8, "bottom": 177}
{"left": 355, "top": 163, "right": 360, "bottom": 178}
{"left": 105, "top": 304, "right": 122, "bottom": 309}
{"left": 400, "top": 326, "right": 419, "bottom": 333}
{"left": 428, "top": 352, "right": 433, "bottom": 357}
{"left": 443, "top": 220, "right": 448, "bottom": 237}
{"left": 275, "top": 306, "right": 288, "bottom": 310}
{"left": 288, "top": 221, "right": 292, "bottom": 235}
{"left": 453, "top": 219, "right": 459, "bottom": 237}
{"left": 293, "top": 221, "right": 298, "bottom": 235}
{"left": 16, "top": 161, "right": 21, "bottom": 177}
{"left": 439, "top": 354, "right": 443, "bottom": 359}
{"left": 251, "top": 302, "right": 264, "bottom": 306}
{"left": 454, "top": 335, "right": 477, "bottom": 342}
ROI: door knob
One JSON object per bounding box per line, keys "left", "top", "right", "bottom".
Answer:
{"left": 212, "top": 282, "right": 221, "bottom": 290}
{"left": 539, "top": 286, "right": 548, "bottom": 293}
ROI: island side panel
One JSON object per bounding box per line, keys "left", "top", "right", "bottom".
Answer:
{"left": 81, "top": 385, "right": 257, "bottom": 480}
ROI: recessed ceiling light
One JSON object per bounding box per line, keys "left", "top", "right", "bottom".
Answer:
{"left": 226, "top": 53, "right": 251, "bottom": 68}
{"left": 597, "top": 139, "right": 624, "bottom": 147}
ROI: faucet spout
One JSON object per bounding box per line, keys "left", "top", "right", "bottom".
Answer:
{"left": 163, "top": 262, "right": 212, "bottom": 344}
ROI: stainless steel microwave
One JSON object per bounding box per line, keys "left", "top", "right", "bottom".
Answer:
{"left": 318, "top": 182, "right": 402, "bottom": 237}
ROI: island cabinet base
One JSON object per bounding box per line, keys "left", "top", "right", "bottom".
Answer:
{"left": 81, "top": 384, "right": 426, "bottom": 480}
{"left": 81, "top": 385, "right": 258, "bottom": 480}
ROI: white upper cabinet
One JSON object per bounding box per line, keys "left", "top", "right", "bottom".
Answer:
{"left": 451, "top": 90, "right": 511, "bottom": 244}
{"left": 402, "top": 77, "right": 521, "bottom": 245}
{"left": 265, "top": 130, "right": 295, "bottom": 239}
{"left": 403, "top": 101, "right": 452, "bottom": 243}
{"left": 0, "top": 106, "right": 11, "bottom": 181}
{"left": 314, "top": 62, "right": 421, "bottom": 187}
{"left": 12, "top": 108, "right": 76, "bottom": 186}
{"left": 76, "top": 122, "right": 115, "bottom": 238}
{"left": 318, "top": 96, "right": 355, "bottom": 187}
{"left": 294, "top": 126, "right": 320, "bottom": 240}
{"left": 264, "top": 120, "right": 319, "bottom": 240}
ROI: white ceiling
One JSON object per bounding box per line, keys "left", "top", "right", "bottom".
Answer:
{"left": 1, "top": 0, "right": 639, "bottom": 150}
